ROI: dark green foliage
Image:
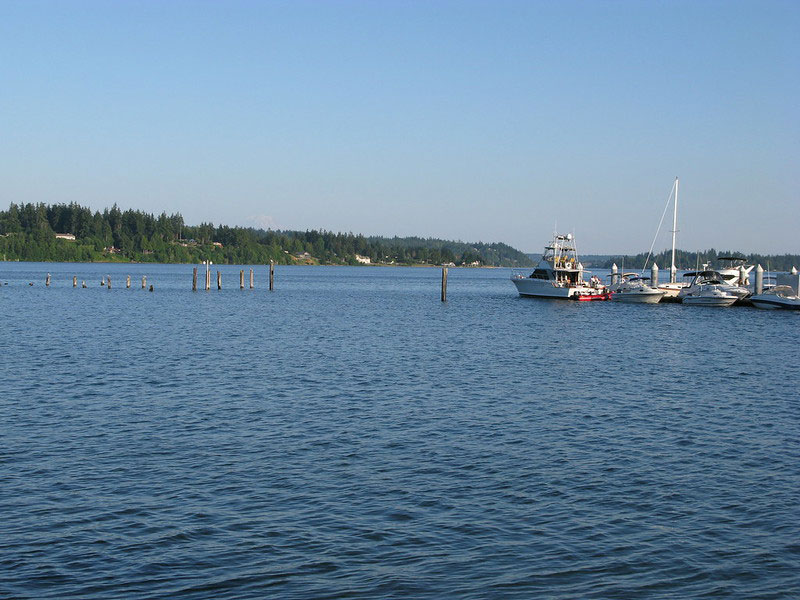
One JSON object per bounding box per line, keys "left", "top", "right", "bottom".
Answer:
{"left": 0, "top": 202, "right": 535, "bottom": 267}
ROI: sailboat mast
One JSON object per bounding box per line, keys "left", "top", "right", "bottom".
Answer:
{"left": 670, "top": 177, "right": 679, "bottom": 283}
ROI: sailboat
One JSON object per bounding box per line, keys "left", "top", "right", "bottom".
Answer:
{"left": 654, "top": 178, "right": 688, "bottom": 298}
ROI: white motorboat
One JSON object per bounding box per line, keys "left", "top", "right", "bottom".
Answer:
{"left": 608, "top": 273, "right": 665, "bottom": 304}
{"left": 511, "top": 233, "right": 609, "bottom": 300}
{"left": 679, "top": 270, "right": 750, "bottom": 301}
{"left": 750, "top": 285, "right": 800, "bottom": 310}
{"left": 680, "top": 282, "right": 738, "bottom": 307}
{"left": 714, "top": 256, "right": 753, "bottom": 286}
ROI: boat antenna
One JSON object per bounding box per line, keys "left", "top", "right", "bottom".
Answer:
{"left": 642, "top": 178, "right": 677, "bottom": 275}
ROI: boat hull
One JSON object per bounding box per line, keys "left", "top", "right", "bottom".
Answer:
{"left": 750, "top": 297, "right": 800, "bottom": 310}
{"left": 610, "top": 291, "right": 665, "bottom": 304}
{"left": 511, "top": 277, "right": 605, "bottom": 300}
{"left": 681, "top": 295, "right": 738, "bottom": 307}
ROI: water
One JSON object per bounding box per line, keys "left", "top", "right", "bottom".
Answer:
{"left": 1, "top": 263, "right": 798, "bottom": 599}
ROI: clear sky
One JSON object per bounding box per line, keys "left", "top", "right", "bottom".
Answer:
{"left": 2, "top": 0, "right": 798, "bottom": 254}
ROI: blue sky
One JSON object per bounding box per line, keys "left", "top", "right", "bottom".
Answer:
{"left": 2, "top": 0, "right": 798, "bottom": 253}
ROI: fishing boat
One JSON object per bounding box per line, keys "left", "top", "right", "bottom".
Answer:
{"left": 511, "top": 233, "right": 608, "bottom": 300}
{"left": 608, "top": 273, "right": 665, "bottom": 303}
{"left": 750, "top": 285, "right": 800, "bottom": 310}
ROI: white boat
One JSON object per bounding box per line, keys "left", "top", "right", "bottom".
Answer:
{"left": 608, "top": 273, "right": 665, "bottom": 303}
{"left": 511, "top": 233, "right": 609, "bottom": 300}
{"left": 714, "top": 256, "right": 753, "bottom": 286}
{"left": 750, "top": 285, "right": 800, "bottom": 310}
{"left": 679, "top": 270, "right": 750, "bottom": 301}
{"left": 646, "top": 177, "right": 690, "bottom": 297}
{"left": 679, "top": 274, "right": 739, "bottom": 306}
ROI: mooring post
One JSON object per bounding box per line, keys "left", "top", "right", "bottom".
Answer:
{"left": 205, "top": 267, "right": 211, "bottom": 291}
{"left": 46, "top": 273, "right": 51, "bottom": 287}
{"left": 107, "top": 276, "right": 111, "bottom": 290}
{"left": 651, "top": 263, "right": 659, "bottom": 288}
{"left": 193, "top": 267, "right": 198, "bottom": 291}
{"left": 81, "top": 280, "right": 87, "bottom": 288}
{"left": 73, "top": 276, "right": 77, "bottom": 288}
{"left": 755, "top": 264, "right": 764, "bottom": 295}
{"left": 441, "top": 266, "right": 448, "bottom": 302}
{"left": 149, "top": 284, "right": 154, "bottom": 292}
{"left": 739, "top": 265, "right": 747, "bottom": 286}
{"left": 101, "top": 277, "right": 105, "bottom": 286}
{"left": 217, "top": 270, "right": 221, "bottom": 290}
{"left": 142, "top": 276, "right": 146, "bottom": 289}
{"left": 269, "top": 261, "right": 274, "bottom": 291}
{"left": 240, "top": 270, "right": 244, "bottom": 290}
{"left": 250, "top": 268, "right": 254, "bottom": 289}
{"left": 611, "top": 263, "right": 618, "bottom": 285}
{"left": 126, "top": 275, "right": 131, "bottom": 288}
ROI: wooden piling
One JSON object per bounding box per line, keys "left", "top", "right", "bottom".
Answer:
{"left": 217, "top": 270, "right": 221, "bottom": 290}
{"left": 81, "top": 280, "right": 87, "bottom": 288}
{"left": 101, "top": 277, "right": 105, "bottom": 286}
{"left": 107, "top": 276, "right": 111, "bottom": 290}
{"left": 73, "top": 276, "right": 77, "bottom": 288}
{"left": 205, "top": 266, "right": 211, "bottom": 291}
{"left": 441, "top": 266, "right": 448, "bottom": 302}
{"left": 142, "top": 276, "right": 146, "bottom": 289}
{"left": 149, "top": 284, "right": 154, "bottom": 292}
{"left": 240, "top": 270, "right": 244, "bottom": 289}
{"left": 126, "top": 275, "right": 131, "bottom": 288}
{"left": 193, "top": 267, "right": 198, "bottom": 291}
{"left": 46, "top": 273, "right": 51, "bottom": 287}
{"left": 269, "top": 260, "right": 274, "bottom": 291}
{"left": 250, "top": 268, "right": 254, "bottom": 289}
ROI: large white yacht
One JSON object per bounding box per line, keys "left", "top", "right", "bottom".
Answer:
{"left": 511, "top": 233, "right": 608, "bottom": 300}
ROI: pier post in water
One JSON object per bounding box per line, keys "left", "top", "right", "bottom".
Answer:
{"left": 217, "top": 271, "right": 221, "bottom": 290}
{"left": 73, "top": 276, "right": 77, "bottom": 288}
{"left": 611, "top": 263, "right": 618, "bottom": 286}
{"left": 240, "top": 270, "right": 244, "bottom": 290}
{"left": 81, "top": 280, "right": 87, "bottom": 288}
{"left": 269, "top": 261, "right": 274, "bottom": 291}
{"left": 101, "top": 277, "right": 105, "bottom": 286}
{"left": 755, "top": 264, "right": 764, "bottom": 295}
{"left": 739, "top": 265, "right": 747, "bottom": 286}
{"left": 107, "top": 276, "right": 111, "bottom": 290}
{"left": 193, "top": 267, "right": 198, "bottom": 291}
{"left": 46, "top": 273, "right": 51, "bottom": 287}
{"left": 142, "top": 276, "right": 147, "bottom": 289}
{"left": 441, "top": 266, "right": 448, "bottom": 302}
{"left": 651, "top": 263, "right": 659, "bottom": 288}
{"left": 250, "top": 268, "right": 254, "bottom": 289}
{"left": 126, "top": 275, "right": 131, "bottom": 288}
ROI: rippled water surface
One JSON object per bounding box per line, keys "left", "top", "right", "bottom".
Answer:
{"left": 2, "top": 263, "right": 799, "bottom": 599}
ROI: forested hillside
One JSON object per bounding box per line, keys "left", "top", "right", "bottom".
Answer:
{"left": 0, "top": 203, "right": 534, "bottom": 267}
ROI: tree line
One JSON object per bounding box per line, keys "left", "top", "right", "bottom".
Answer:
{"left": 0, "top": 202, "right": 534, "bottom": 267}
